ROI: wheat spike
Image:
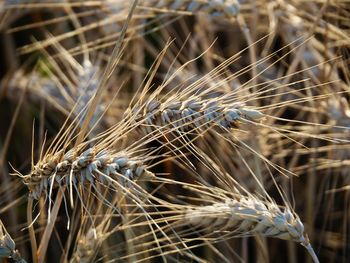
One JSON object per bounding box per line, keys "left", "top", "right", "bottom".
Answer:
{"left": 183, "top": 195, "right": 319, "bottom": 263}
{"left": 324, "top": 97, "right": 350, "bottom": 129}
{"left": 70, "top": 227, "right": 101, "bottom": 263}
{"left": 0, "top": 220, "right": 26, "bottom": 263}
{"left": 107, "top": 0, "right": 240, "bottom": 19}
{"left": 130, "top": 97, "right": 264, "bottom": 134}
{"left": 70, "top": 214, "right": 114, "bottom": 263}
{"left": 152, "top": 0, "right": 240, "bottom": 18}
{"left": 20, "top": 147, "right": 154, "bottom": 200}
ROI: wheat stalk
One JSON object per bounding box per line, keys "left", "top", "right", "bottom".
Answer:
{"left": 0, "top": 220, "right": 26, "bottom": 263}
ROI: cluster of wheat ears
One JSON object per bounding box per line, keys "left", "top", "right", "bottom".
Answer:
{"left": 0, "top": 0, "right": 349, "bottom": 262}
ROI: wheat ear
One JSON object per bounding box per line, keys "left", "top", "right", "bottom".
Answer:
{"left": 20, "top": 147, "right": 154, "bottom": 200}
{"left": 0, "top": 220, "right": 26, "bottom": 263}
{"left": 184, "top": 196, "right": 319, "bottom": 263}
{"left": 70, "top": 227, "right": 102, "bottom": 263}
{"left": 131, "top": 97, "right": 264, "bottom": 134}
{"left": 152, "top": 0, "right": 240, "bottom": 19}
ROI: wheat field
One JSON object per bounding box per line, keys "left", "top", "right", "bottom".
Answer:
{"left": 0, "top": 1, "right": 349, "bottom": 262}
